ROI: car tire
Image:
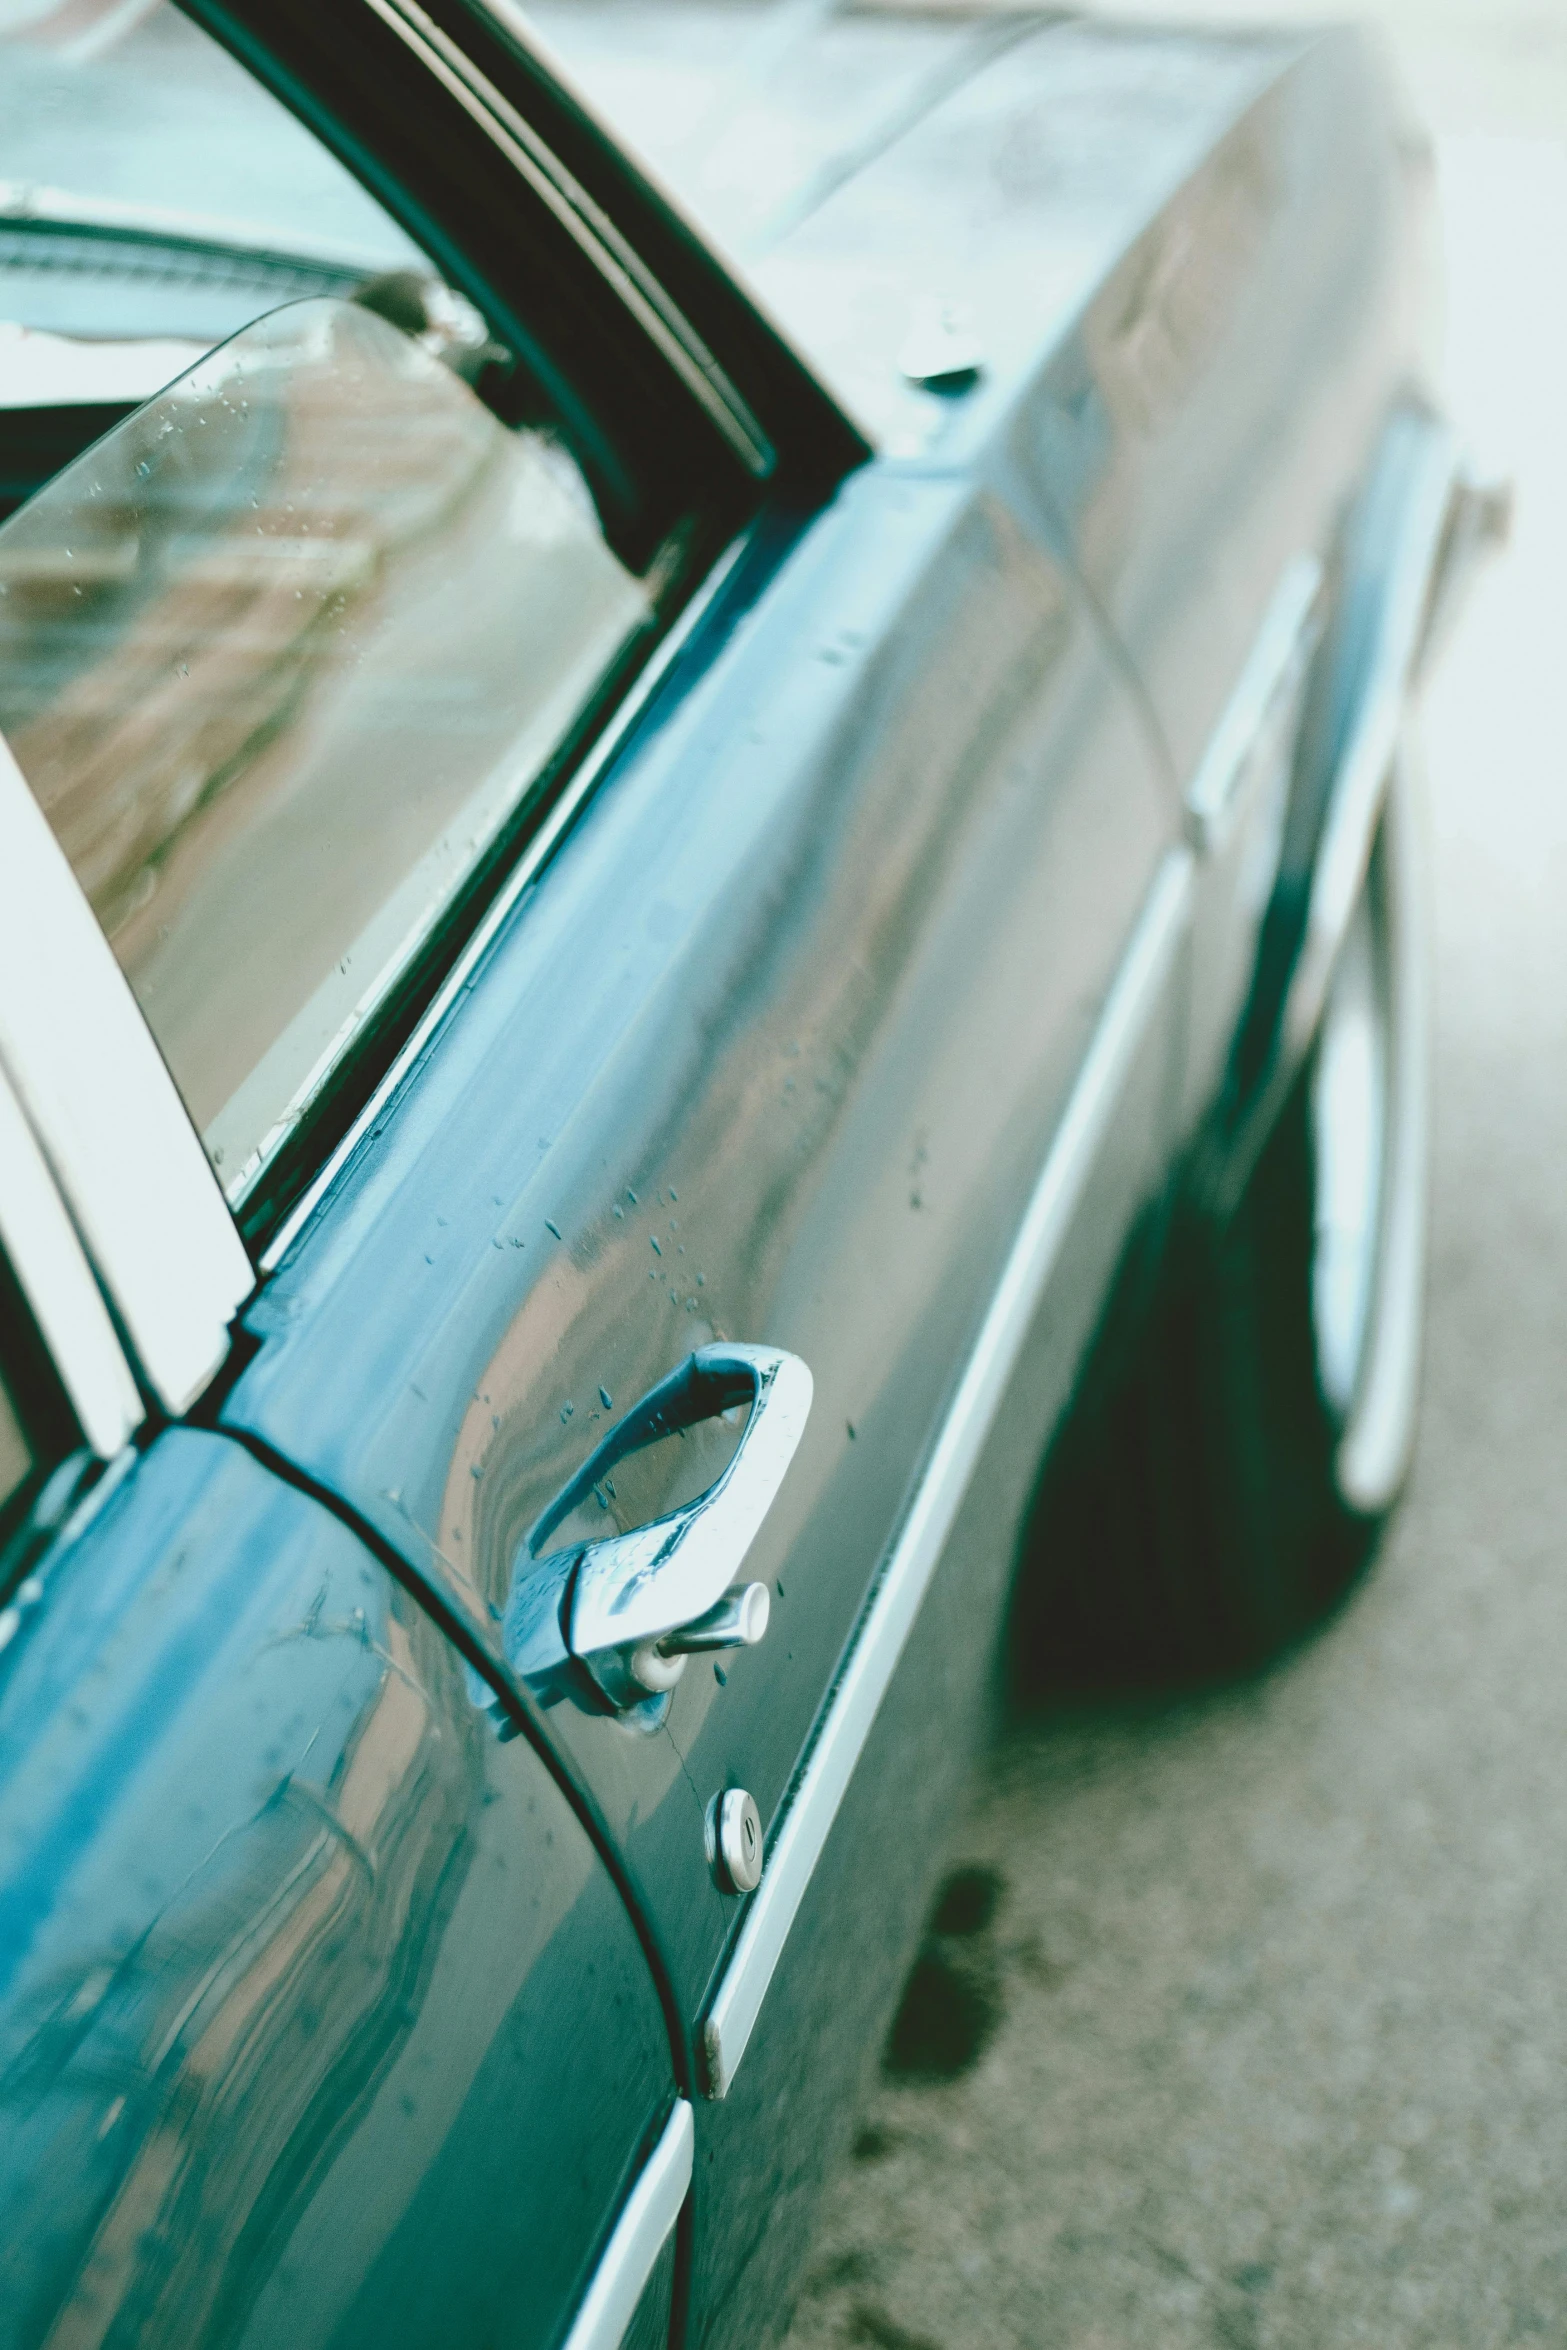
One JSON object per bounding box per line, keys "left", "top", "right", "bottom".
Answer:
{"left": 1014, "top": 755, "right": 1429, "bottom": 1685}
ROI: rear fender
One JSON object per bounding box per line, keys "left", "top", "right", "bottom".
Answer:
{"left": 1204, "top": 399, "right": 1503, "bottom": 1216}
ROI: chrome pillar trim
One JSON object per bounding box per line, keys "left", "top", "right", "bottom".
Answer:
{"left": 1334, "top": 751, "right": 1429, "bottom": 1515}
{"left": 260, "top": 529, "right": 752, "bottom": 1277}
{"left": 1183, "top": 552, "right": 1323, "bottom": 857}
{"left": 0, "top": 1067, "right": 141, "bottom": 1458}
{"left": 561, "top": 2099, "right": 694, "bottom": 2350}
{"left": 700, "top": 847, "right": 1196, "bottom": 2099}
{"left": 1280, "top": 420, "right": 1458, "bottom": 1072}
{"left": 0, "top": 735, "right": 253, "bottom": 1418}
{"left": 371, "top": 0, "right": 772, "bottom": 477}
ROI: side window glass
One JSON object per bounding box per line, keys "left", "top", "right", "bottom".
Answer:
{"left": 0, "top": 6, "right": 657, "bottom": 1215}
{"left": 0, "top": 298, "right": 649, "bottom": 1198}
{"left": 0, "top": 5, "right": 429, "bottom": 524}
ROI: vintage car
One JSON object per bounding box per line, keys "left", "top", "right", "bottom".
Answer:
{"left": 0, "top": 3, "right": 1496, "bottom": 2346}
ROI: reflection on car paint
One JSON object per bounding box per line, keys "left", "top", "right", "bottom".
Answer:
{"left": 0, "top": 1429, "right": 672, "bottom": 2350}
{"left": 228, "top": 451, "right": 1173, "bottom": 2040}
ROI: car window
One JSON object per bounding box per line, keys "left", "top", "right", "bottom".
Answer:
{"left": 0, "top": 4, "right": 450, "bottom": 524}
{"left": 0, "top": 296, "right": 650, "bottom": 1198}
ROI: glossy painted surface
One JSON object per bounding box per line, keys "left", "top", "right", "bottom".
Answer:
{"left": 0, "top": 1428, "right": 674, "bottom": 2350}
{"left": 0, "top": 13, "right": 1433, "bottom": 2350}
{"left": 222, "top": 429, "right": 1173, "bottom": 2032}
{"left": 689, "top": 30, "right": 1423, "bottom": 2343}
{"left": 210, "top": 20, "right": 1433, "bottom": 2347}
{"left": 729, "top": 17, "right": 1422, "bottom": 1137}
{"left": 550, "top": 10, "right": 1425, "bottom": 1138}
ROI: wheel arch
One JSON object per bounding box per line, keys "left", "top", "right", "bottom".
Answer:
{"left": 1210, "top": 398, "right": 1502, "bottom": 1215}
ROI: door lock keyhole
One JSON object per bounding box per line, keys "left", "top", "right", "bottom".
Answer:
{"left": 711, "top": 1788, "right": 763, "bottom": 1894}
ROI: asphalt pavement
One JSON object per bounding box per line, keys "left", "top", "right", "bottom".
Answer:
{"left": 770, "top": 12, "right": 1567, "bottom": 2349}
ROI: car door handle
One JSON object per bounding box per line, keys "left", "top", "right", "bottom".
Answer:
{"left": 524, "top": 1343, "right": 813, "bottom": 1712}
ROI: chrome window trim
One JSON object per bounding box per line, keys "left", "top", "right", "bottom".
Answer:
{"left": 0, "top": 736, "right": 253, "bottom": 1418}
{"left": 0, "top": 1065, "right": 141, "bottom": 1459}
{"left": 700, "top": 846, "right": 1196, "bottom": 2098}
{"left": 0, "top": 176, "right": 404, "bottom": 282}
{"left": 1183, "top": 551, "right": 1324, "bottom": 857}
{"left": 562, "top": 2098, "right": 693, "bottom": 2350}
{"left": 368, "top": 0, "right": 771, "bottom": 478}
{"left": 260, "top": 526, "right": 752, "bottom": 1275}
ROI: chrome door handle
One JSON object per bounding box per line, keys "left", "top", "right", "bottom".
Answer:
{"left": 524, "top": 1344, "right": 812, "bottom": 1712}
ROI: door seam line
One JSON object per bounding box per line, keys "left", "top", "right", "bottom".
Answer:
{"left": 212, "top": 1418, "right": 696, "bottom": 2101}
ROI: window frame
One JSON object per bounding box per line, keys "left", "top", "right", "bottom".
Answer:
{"left": 179, "top": 0, "right": 869, "bottom": 551}
{"left": 0, "top": 0, "right": 870, "bottom": 1388}
{"left": 0, "top": 740, "right": 253, "bottom": 1416}
{"left": 0, "top": 1065, "right": 140, "bottom": 1464}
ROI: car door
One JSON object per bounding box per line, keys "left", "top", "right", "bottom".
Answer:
{"left": 0, "top": 1068, "right": 681, "bottom": 2350}
{"left": 173, "top": 0, "right": 1181, "bottom": 2247}
{"left": 0, "top": 5, "right": 1183, "bottom": 2344}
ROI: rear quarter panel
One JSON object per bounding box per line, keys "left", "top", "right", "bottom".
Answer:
{"left": 735, "top": 16, "right": 1427, "bottom": 1133}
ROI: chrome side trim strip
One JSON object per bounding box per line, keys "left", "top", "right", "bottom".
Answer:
{"left": 0, "top": 736, "right": 253, "bottom": 1417}
{"left": 0, "top": 177, "right": 405, "bottom": 280}
{"left": 1183, "top": 552, "right": 1323, "bottom": 856}
{"left": 701, "top": 846, "right": 1196, "bottom": 2098}
{"left": 1281, "top": 419, "right": 1458, "bottom": 1068}
{"left": 1203, "top": 415, "right": 1465, "bottom": 1231}
{"left": 261, "top": 529, "right": 752, "bottom": 1274}
{"left": 0, "top": 1066, "right": 141, "bottom": 1457}
{"left": 562, "top": 2099, "right": 693, "bottom": 2350}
